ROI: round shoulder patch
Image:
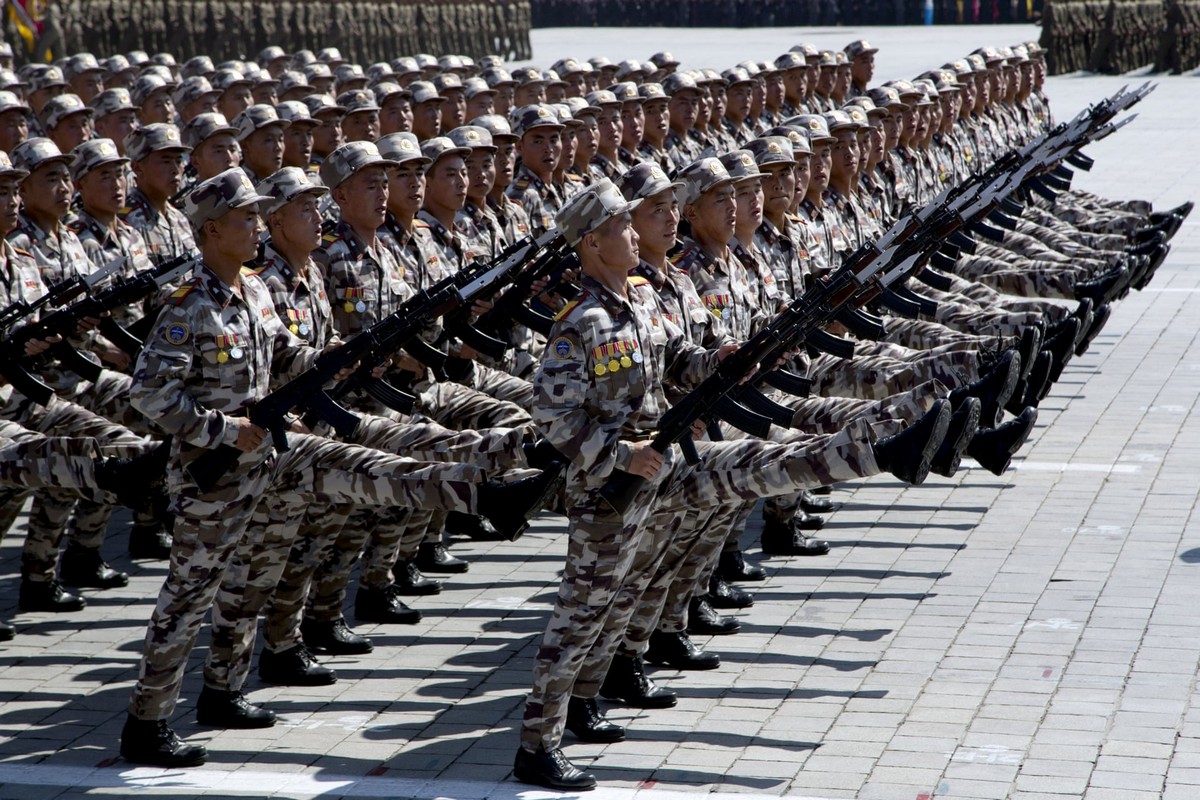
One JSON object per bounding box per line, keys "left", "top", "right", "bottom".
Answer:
{"left": 552, "top": 336, "right": 574, "bottom": 359}
{"left": 164, "top": 323, "right": 190, "bottom": 345}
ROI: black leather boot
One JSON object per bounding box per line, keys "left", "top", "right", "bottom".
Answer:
{"left": 258, "top": 644, "right": 337, "bottom": 686}
{"left": 195, "top": 686, "right": 276, "bottom": 729}
{"left": 645, "top": 630, "right": 720, "bottom": 670}
{"left": 120, "top": 715, "right": 206, "bottom": 767}
{"left": 301, "top": 616, "right": 374, "bottom": 655}
{"left": 565, "top": 696, "right": 625, "bottom": 743}
{"left": 600, "top": 654, "right": 678, "bottom": 708}
{"left": 513, "top": 745, "right": 596, "bottom": 791}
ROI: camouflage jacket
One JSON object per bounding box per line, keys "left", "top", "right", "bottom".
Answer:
{"left": 753, "top": 218, "right": 809, "bottom": 300}
{"left": 457, "top": 198, "right": 504, "bottom": 262}
{"left": 245, "top": 241, "right": 339, "bottom": 350}
{"left": 316, "top": 219, "right": 414, "bottom": 339}
{"left": 378, "top": 214, "right": 448, "bottom": 291}
{"left": 121, "top": 187, "right": 197, "bottom": 268}
{"left": 629, "top": 258, "right": 727, "bottom": 349}
{"left": 131, "top": 262, "right": 314, "bottom": 456}
{"left": 729, "top": 237, "right": 782, "bottom": 322}
{"left": 7, "top": 214, "right": 91, "bottom": 287}
{"left": 532, "top": 272, "right": 716, "bottom": 488}
{"left": 417, "top": 208, "right": 473, "bottom": 272}
{"left": 486, "top": 194, "right": 531, "bottom": 250}
{"left": 673, "top": 236, "right": 762, "bottom": 341}
{"left": 506, "top": 164, "right": 563, "bottom": 237}
{"left": 68, "top": 209, "right": 154, "bottom": 326}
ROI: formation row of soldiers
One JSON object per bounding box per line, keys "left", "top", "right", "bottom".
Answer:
{"left": 1038, "top": 0, "right": 1200, "bottom": 74}
{"left": 529, "top": 0, "right": 1039, "bottom": 27}
{"left": 0, "top": 29, "right": 1188, "bottom": 791}
{"left": 10, "top": 1, "right": 533, "bottom": 65}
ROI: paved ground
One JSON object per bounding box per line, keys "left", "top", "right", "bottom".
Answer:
{"left": 1, "top": 24, "right": 1198, "bottom": 800}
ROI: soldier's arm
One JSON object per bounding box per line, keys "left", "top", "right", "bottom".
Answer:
{"left": 663, "top": 314, "right": 721, "bottom": 389}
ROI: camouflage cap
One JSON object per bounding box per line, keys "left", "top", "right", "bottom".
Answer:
{"left": 125, "top": 122, "right": 189, "bottom": 162}
{"left": 1010, "top": 45, "right": 1031, "bottom": 65}
{"left": 126, "top": 50, "right": 150, "bottom": 67}
{"left": 337, "top": 89, "right": 380, "bottom": 115}
{"left": 278, "top": 70, "right": 309, "bottom": 96}
{"left": 373, "top": 82, "right": 409, "bottom": 105}
{"left": 945, "top": 58, "right": 974, "bottom": 77}
{"left": 408, "top": 81, "right": 444, "bottom": 105}
{"left": 174, "top": 76, "right": 220, "bottom": 108}
{"left": 556, "top": 178, "right": 641, "bottom": 246}
{"left": 0, "top": 70, "right": 28, "bottom": 91}
{"left": 447, "top": 125, "right": 496, "bottom": 152}
{"left": 932, "top": 74, "right": 962, "bottom": 94}
{"left": 584, "top": 89, "right": 621, "bottom": 108}
{"left": 844, "top": 106, "right": 871, "bottom": 129}
{"left": 256, "top": 166, "right": 329, "bottom": 214}
{"left": 477, "top": 55, "right": 505, "bottom": 71}
{"left": 130, "top": 74, "right": 170, "bottom": 106}
{"left": 745, "top": 136, "right": 797, "bottom": 168}
{"left": 303, "top": 93, "right": 347, "bottom": 118}
{"left": 911, "top": 79, "right": 938, "bottom": 105}
{"left": 543, "top": 69, "right": 567, "bottom": 87}
{"left": 774, "top": 52, "right": 806, "bottom": 71}
{"left": 468, "top": 114, "right": 519, "bottom": 143}
{"left": 784, "top": 114, "right": 837, "bottom": 145}
{"left": 139, "top": 64, "right": 177, "bottom": 87}
{"left": 439, "top": 54, "right": 469, "bottom": 73}
{"left": 183, "top": 112, "right": 238, "bottom": 148}
{"left": 421, "top": 136, "right": 471, "bottom": 165}
{"left": 761, "top": 126, "right": 813, "bottom": 157}
{"left": 719, "top": 150, "right": 762, "bottom": 183}
{"left": 965, "top": 54, "right": 989, "bottom": 73}
{"left": 232, "top": 104, "right": 289, "bottom": 140}
{"left": 0, "top": 150, "right": 28, "bottom": 181}
{"left": 303, "top": 63, "right": 333, "bottom": 82}
{"left": 699, "top": 68, "right": 724, "bottom": 85}
{"left": 391, "top": 56, "right": 421, "bottom": 77}
{"left": 89, "top": 87, "right": 137, "bottom": 119}
{"left": 414, "top": 53, "right": 438, "bottom": 70}
{"left": 676, "top": 158, "right": 735, "bottom": 206}
{"left": 181, "top": 55, "right": 215, "bottom": 79}
{"left": 184, "top": 167, "right": 272, "bottom": 227}
{"left": 320, "top": 140, "right": 389, "bottom": 189}
{"left": 565, "top": 96, "right": 600, "bottom": 119}
{"left": 376, "top": 131, "right": 431, "bottom": 165}
{"left": 42, "top": 93, "right": 92, "bottom": 130}
{"left": 817, "top": 50, "right": 839, "bottom": 68}
{"left": 588, "top": 56, "right": 615, "bottom": 71}
{"left": 885, "top": 79, "right": 922, "bottom": 99}
{"left": 790, "top": 42, "right": 821, "bottom": 59}
{"left": 0, "top": 90, "right": 30, "bottom": 114}
{"left": 551, "top": 103, "right": 580, "bottom": 127}
{"left": 69, "top": 137, "right": 128, "bottom": 182}
{"left": 28, "top": 65, "right": 67, "bottom": 92}
{"left": 290, "top": 49, "right": 317, "bottom": 69}
{"left": 64, "top": 53, "right": 104, "bottom": 81}
{"left": 616, "top": 162, "right": 682, "bottom": 202}
{"left": 511, "top": 103, "right": 563, "bottom": 137}
{"left": 317, "top": 47, "right": 346, "bottom": 66}
{"left": 335, "top": 63, "right": 367, "bottom": 86}
{"left": 846, "top": 96, "right": 888, "bottom": 118}
{"left": 432, "top": 73, "right": 464, "bottom": 93}
{"left": 823, "top": 109, "right": 857, "bottom": 133}
{"left": 275, "top": 101, "right": 320, "bottom": 128}
{"left": 648, "top": 51, "right": 680, "bottom": 69}
{"left": 462, "top": 77, "right": 495, "bottom": 100}
{"left": 844, "top": 39, "right": 879, "bottom": 60}
{"left": 661, "top": 71, "right": 702, "bottom": 97}
{"left": 614, "top": 59, "right": 646, "bottom": 82}
{"left": 511, "top": 66, "right": 545, "bottom": 87}
{"left": 366, "top": 62, "right": 395, "bottom": 84}
{"left": 11, "top": 137, "right": 73, "bottom": 174}
{"left": 609, "top": 81, "right": 642, "bottom": 103}
{"left": 721, "top": 67, "right": 753, "bottom": 87}
{"left": 971, "top": 46, "right": 1006, "bottom": 65}
{"left": 101, "top": 55, "right": 133, "bottom": 80}
{"left": 257, "top": 46, "right": 289, "bottom": 66}
{"left": 482, "top": 67, "right": 517, "bottom": 88}
{"left": 867, "top": 86, "right": 905, "bottom": 110}
{"left": 638, "top": 82, "right": 668, "bottom": 102}
{"left": 212, "top": 69, "right": 252, "bottom": 93}
{"left": 551, "top": 58, "right": 585, "bottom": 78}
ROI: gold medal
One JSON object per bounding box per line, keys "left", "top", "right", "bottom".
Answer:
{"left": 217, "top": 350, "right": 229, "bottom": 364}
{"left": 344, "top": 300, "right": 355, "bottom": 313}
{"left": 289, "top": 323, "right": 299, "bottom": 334}
{"left": 607, "top": 359, "right": 620, "bottom": 373}
{"left": 593, "top": 363, "right": 606, "bottom": 376}
{"left": 620, "top": 356, "right": 632, "bottom": 368}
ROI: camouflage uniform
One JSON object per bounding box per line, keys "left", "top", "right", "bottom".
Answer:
{"left": 121, "top": 186, "right": 197, "bottom": 268}
{"left": 506, "top": 163, "right": 565, "bottom": 237}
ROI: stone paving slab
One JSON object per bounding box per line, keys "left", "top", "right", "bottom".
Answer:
{"left": 1, "top": 22, "right": 1199, "bottom": 800}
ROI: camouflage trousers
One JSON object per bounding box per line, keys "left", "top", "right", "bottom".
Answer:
{"left": 954, "top": 254, "right": 1083, "bottom": 300}
{"left": 471, "top": 362, "right": 535, "bottom": 408}
{"left": 0, "top": 428, "right": 130, "bottom": 497}
{"left": 810, "top": 345, "right": 977, "bottom": 400}
{"left": 521, "top": 418, "right": 885, "bottom": 753}
{"left": 930, "top": 268, "right": 1069, "bottom": 322}
{"left": 1021, "top": 206, "right": 1130, "bottom": 251}
{"left": 881, "top": 316, "right": 1001, "bottom": 352}
{"left": 129, "top": 431, "right": 483, "bottom": 720}
{"left": 910, "top": 280, "right": 1048, "bottom": 337}
{"left": 975, "top": 240, "right": 1110, "bottom": 276}
{"left": 0, "top": 388, "right": 146, "bottom": 582}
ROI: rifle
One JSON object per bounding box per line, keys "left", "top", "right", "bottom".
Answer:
{"left": 186, "top": 241, "right": 531, "bottom": 491}
{"left": 0, "top": 253, "right": 196, "bottom": 404}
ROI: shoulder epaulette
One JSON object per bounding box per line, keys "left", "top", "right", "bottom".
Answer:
{"left": 164, "top": 281, "right": 198, "bottom": 306}
{"left": 413, "top": 220, "right": 431, "bottom": 229}
{"left": 117, "top": 207, "right": 132, "bottom": 216}
{"left": 12, "top": 247, "right": 32, "bottom": 258}
{"left": 627, "top": 275, "right": 650, "bottom": 287}
{"left": 241, "top": 264, "right": 266, "bottom": 276}
{"left": 513, "top": 177, "right": 531, "bottom": 192}
{"left": 322, "top": 233, "right": 340, "bottom": 245}
{"left": 554, "top": 298, "right": 583, "bottom": 321}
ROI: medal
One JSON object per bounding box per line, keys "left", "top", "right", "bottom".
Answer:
{"left": 230, "top": 346, "right": 244, "bottom": 360}
{"left": 298, "top": 323, "right": 310, "bottom": 336}
{"left": 355, "top": 300, "right": 367, "bottom": 313}
{"left": 607, "top": 359, "right": 620, "bottom": 373}
{"left": 620, "top": 356, "right": 632, "bottom": 368}
{"left": 344, "top": 300, "right": 355, "bottom": 313}
{"left": 593, "top": 363, "right": 606, "bottom": 376}
{"left": 289, "top": 323, "right": 299, "bottom": 334}
{"left": 632, "top": 352, "right": 643, "bottom": 363}
{"left": 217, "top": 350, "right": 229, "bottom": 364}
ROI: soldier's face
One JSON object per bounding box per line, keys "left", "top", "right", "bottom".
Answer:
{"left": 765, "top": 74, "right": 785, "bottom": 108}
{"left": 312, "top": 114, "right": 343, "bottom": 156}
{"left": 243, "top": 124, "right": 286, "bottom": 176}
{"left": 71, "top": 73, "right": 104, "bottom": 103}
{"left": 342, "top": 110, "right": 380, "bottom": 144}
{"left": 412, "top": 100, "right": 442, "bottom": 139}
{"left": 575, "top": 117, "right": 599, "bottom": 164}
{"left": 195, "top": 133, "right": 242, "bottom": 180}
{"left": 440, "top": 90, "right": 466, "bottom": 130}
{"left": 252, "top": 84, "right": 278, "bottom": 106}
{"left": 734, "top": 179, "right": 763, "bottom": 231}
{"left": 272, "top": 194, "right": 323, "bottom": 252}
{"left": 804, "top": 64, "right": 819, "bottom": 94}
{"left": 425, "top": 156, "right": 468, "bottom": 213}
{"left": 868, "top": 126, "right": 885, "bottom": 166}
{"left": 380, "top": 97, "right": 413, "bottom": 135}
{"left": 134, "top": 149, "right": 186, "bottom": 200}
{"left": 643, "top": 100, "right": 669, "bottom": 141}
{"left": 830, "top": 131, "right": 858, "bottom": 182}
{"left": 387, "top": 162, "right": 425, "bottom": 216}
{"left": 882, "top": 114, "right": 900, "bottom": 149}
{"left": 545, "top": 84, "right": 567, "bottom": 105}
{"left": 687, "top": 183, "right": 736, "bottom": 243}
{"left": 792, "top": 156, "right": 811, "bottom": 201}
{"left": 669, "top": 92, "right": 700, "bottom": 133}
{"left": 630, "top": 189, "right": 679, "bottom": 255}
{"left": 517, "top": 129, "right": 562, "bottom": 180}
{"left": 726, "top": 84, "right": 752, "bottom": 119}
{"left": 22, "top": 162, "right": 73, "bottom": 220}
{"left": 762, "top": 164, "right": 795, "bottom": 217}
{"left": 809, "top": 144, "right": 831, "bottom": 193}
{"left": 495, "top": 85, "right": 515, "bottom": 116}
{"left": 514, "top": 84, "right": 545, "bottom": 107}
{"left": 465, "top": 93, "right": 494, "bottom": 121}
{"left": 0, "top": 176, "right": 21, "bottom": 235}
{"left": 833, "top": 67, "right": 851, "bottom": 100}
{"left": 565, "top": 74, "right": 586, "bottom": 98}
{"left": 620, "top": 103, "right": 644, "bottom": 148}
{"left": 783, "top": 68, "right": 805, "bottom": 101}
{"left": 52, "top": 113, "right": 93, "bottom": 152}
{"left": 30, "top": 85, "right": 65, "bottom": 114}
{"left": 209, "top": 206, "right": 263, "bottom": 263}
{"left": 183, "top": 95, "right": 219, "bottom": 123}
{"left": 709, "top": 87, "right": 726, "bottom": 123}
{"left": 282, "top": 124, "right": 314, "bottom": 168}
{"left": 218, "top": 86, "right": 253, "bottom": 120}
{"left": 0, "top": 109, "right": 28, "bottom": 153}
{"left": 78, "top": 162, "right": 127, "bottom": 216}
{"left": 494, "top": 141, "right": 517, "bottom": 187}
{"left": 900, "top": 104, "right": 916, "bottom": 142}
{"left": 337, "top": 165, "right": 389, "bottom": 228}
{"left": 851, "top": 53, "right": 874, "bottom": 87}
{"left": 559, "top": 127, "right": 578, "bottom": 170}
{"left": 586, "top": 212, "right": 638, "bottom": 272}
{"left": 464, "top": 150, "right": 495, "bottom": 201}
{"left": 597, "top": 107, "right": 622, "bottom": 151}
{"left": 96, "top": 111, "right": 139, "bottom": 153}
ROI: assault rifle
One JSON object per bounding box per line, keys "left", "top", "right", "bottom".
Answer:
{"left": 186, "top": 238, "right": 536, "bottom": 491}
{"left": 0, "top": 253, "right": 196, "bottom": 404}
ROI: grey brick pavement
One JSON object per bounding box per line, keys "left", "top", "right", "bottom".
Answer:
{"left": 1, "top": 23, "right": 1198, "bottom": 800}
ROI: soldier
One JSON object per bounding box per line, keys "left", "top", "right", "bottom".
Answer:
{"left": 844, "top": 39, "right": 879, "bottom": 99}
{"left": 89, "top": 89, "right": 139, "bottom": 156}
{"left": 482, "top": 66, "right": 518, "bottom": 117}
{"left": 336, "top": 90, "right": 381, "bottom": 144}
{"left": 304, "top": 94, "right": 346, "bottom": 170}
{"left": 514, "top": 180, "right": 956, "bottom": 790}
{"left": 64, "top": 53, "right": 106, "bottom": 104}
{"left": 130, "top": 75, "right": 175, "bottom": 126}
{"left": 121, "top": 124, "right": 197, "bottom": 267}
{"left": 506, "top": 104, "right": 566, "bottom": 237}
{"left": 635, "top": 83, "right": 672, "bottom": 173}
{"left": 586, "top": 89, "right": 625, "bottom": 182}
{"left": 433, "top": 73, "right": 467, "bottom": 132}
{"left": 276, "top": 102, "right": 320, "bottom": 171}
{"left": 41, "top": 94, "right": 94, "bottom": 154}
{"left": 0, "top": 91, "right": 30, "bottom": 154}
{"left": 407, "top": 81, "right": 445, "bottom": 140}
{"left": 213, "top": 69, "right": 255, "bottom": 123}
{"left": 471, "top": 115, "right": 533, "bottom": 250}
{"left": 25, "top": 66, "right": 68, "bottom": 129}
{"left": 173, "top": 77, "right": 221, "bottom": 126}
{"left": 231, "top": 104, "right": 288, "bottom": 184}
{"left": 183, "top": 113, "right": 242, "bottom": 190}
{"left": 375, "top": 82, "right": 413, "bottom": 136}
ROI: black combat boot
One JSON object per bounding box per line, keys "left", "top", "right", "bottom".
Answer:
{"left": 565, "top": 696, "right": 625, "bottom": 743}
{"left": 930, "top": 396, "right": 980, "bottom": 478}
{"left": 195, "top": 686, "right": 276, "bottom": 729}
{"left": 59, "top": 543, "right": 128, "bottom": 589}
{"left": 258, "top": 644, "right": 337, "bottom": 686}
{"left": 687, "top": 595, "right": 741, "bottom": 634}
{"left": 120, "top": 715, "right": 206, "bottom": 767}
{"left": 301, "top": 616, "right": 374, "bottom": 655}
{"left": 645, "top": 630, "right": 720, "bottom": 670}
{"left": 600, "top": 654, "right": 678, "bottom": 708}
{"left": 717, "top": 547, "right": 766, "bottom": 582}
{"left": 18, "top": 579, "right": 85, "bottom": 612}
{"left": 392, "top": 560, "right": 442, "bottom": 595}
{"left": 872, "top": 400, "right": 951, "bottom": 486}
{"left": 355, "top": 584, "right": 421, "bottom": 624}
{"left": 476, "top": 461, "right": 567, "bottom": 541}
{"left": 967, "top": 407, "right": 1038, "bottom": 476}
{"left": 513, "top": 745, "right": 596, "bottom": 791}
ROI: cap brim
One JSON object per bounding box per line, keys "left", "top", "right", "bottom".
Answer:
{"left": 231, "top": 192, "right": 275, "bottom": 209}
{"left": 384, "top": 154, "right": 434, "bottom": 167}
{"left": 429, "top": 146, "right": 472, "bottom": 161}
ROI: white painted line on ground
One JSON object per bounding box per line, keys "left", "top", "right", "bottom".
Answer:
{"left": 1140, "top": 288, "right": 1200, "bottom": 292}
{"left": 0, "top": 764, "right": 848, "bottom": 800}
{"left": 1010, "top": 461, "right": 1142, "bottom": 474}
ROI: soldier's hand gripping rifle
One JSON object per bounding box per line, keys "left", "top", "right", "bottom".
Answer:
{"left": 0, "top": 253, "right": 196, "bottom": 405}
{"left": 186, "top": 240, "right": 533, "bottom": 491}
